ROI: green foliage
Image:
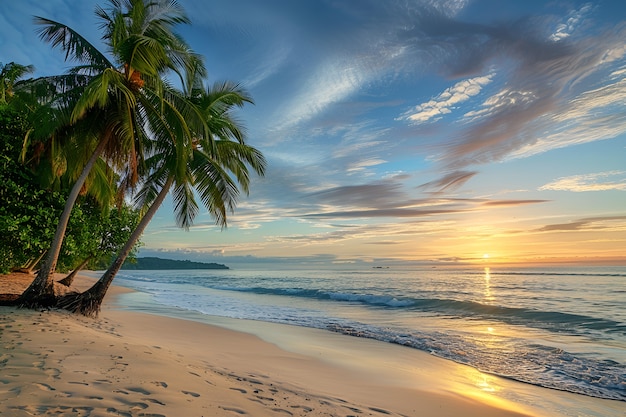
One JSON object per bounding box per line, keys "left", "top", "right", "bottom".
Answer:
{"left": 0, "top": 107, "right": 62, "bottom": 273}
{"left": 0, "top": 61, "right": 35, "bottom": 105}
{"left": 51, "top": 202, "right": 140, "bottom": 272}
{"left": 0, "top": 107, "right": 141, "bottom": 274}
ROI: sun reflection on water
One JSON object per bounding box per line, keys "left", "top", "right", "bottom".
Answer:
{"left": 476, "top": 374, "right": 497, "bottom": 393}
{"left": 484, "top": 267, "right": 494, "bottom": 303}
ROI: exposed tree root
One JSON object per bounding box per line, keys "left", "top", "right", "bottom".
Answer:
{"left": 17, "top": 294, "right": 58, "bottom": 310}
{"left": 56, "top": 291, "right": 102, "bottom": 318}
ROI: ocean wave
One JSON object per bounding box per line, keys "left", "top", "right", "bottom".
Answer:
{"left": 324, "top": 322, "right": 626, "bottom": 402}
{"left": 196, "top": 285, "right": 625, "bottom": 335}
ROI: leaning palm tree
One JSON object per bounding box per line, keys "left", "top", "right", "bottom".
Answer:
{"left": 19, "top": 0, "right": 205, "bottom": 306}
{"left": 58, "top": 81, "right": 266, "bottom": 316}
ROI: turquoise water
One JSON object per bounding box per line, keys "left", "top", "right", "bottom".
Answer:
{"left": 110, "top": 265, "right": 626, "bottom": 402}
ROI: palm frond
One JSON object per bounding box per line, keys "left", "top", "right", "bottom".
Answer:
{"left": 70, "top": 68, "right": 133, "bottom": 122}
{"left": 34, "top": 16, "right": 113, "bottom": 69}
{"left": 172, "top": 178, "right": 199, "bottom": 229}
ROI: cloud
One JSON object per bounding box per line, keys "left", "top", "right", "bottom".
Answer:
{"left": 539, "top": 171, "right": 626, "bottom": 192}
{"left": 302, "top": 207, "right": 465, "bottom": 219}
{"left": 401, "top": 73, "right": 494, "bottom": 123}
{"left": 306, "top": 181, "right": 409, "bottom": 210}
{"left": 418, "top": 170, "right": 477, "bottom": 192}
{"left": 549, "top": 3, "right": 593, "bottom": 42}
{"left": 482, "top": 200, "right": 548, "bottom": 207}
{"left": 536, "top": 216, "right": 626, "bottom": 232}
{"left": 510, "top": 76, "right": 626, "bottom": 159}
{"left": 393, "top": 3, "right": 626, "bottom": 170}
{"left": 299, "top": 177, "right": 550, "bottom": 220}
{"left": 346, "top": 157, "right": 387, "bottom": 174}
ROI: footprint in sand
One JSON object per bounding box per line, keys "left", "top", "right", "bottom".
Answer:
{"left": 256, "top": 395, "right": 275, "bottom": 402}
{"left": 152, "top": 381, "right": 168, "bottom": 388}
{"left": 45, "top": 367, "right": 61, "bottom": 378}
{"left": 369, "top": 406, "right": 392, "bottom": 415}
{"left": 144, "top": 398, "right": 166, "bottom": 406}
{"left": 127, "top": 387, "right": 151, "bottom": 395}
{"left": 113, "top": 389, "right": 129, "bottom": 395}
{"left": 230, "top": 387, "right": 247, "bottom": 394}
{"left": 182, "top": 390, "right": 200, "bottom": 397}
{"left": 106, "top": 408, "right": 132, "bottom": 417}
{"left": 0, "top": 354, "right": 11, "bottom": 366}
{"left": 33, "top": 382, "right": 56, "bottom": 391}
{"left": 94, "top": 379, "right": 113, "bottom": 385}
{"left": 271, "top": 408, "right": 293, "bottom": 416}
{"left": 129, "top": 402, "right": 149, "bottom": 411}
{"left": 221, "top": 406, "right": 247, "bottom": 415}
{"left": 290, "top": 405, "right": 314, "bottom": 412}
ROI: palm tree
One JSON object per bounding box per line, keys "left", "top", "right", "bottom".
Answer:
{"left": 19, "top": 0, "right": 205, "bottom": 306}
{"left": 0, "top": 62, "right": 34, "bottom": 105}
{"left": 58, "top": 81, "right": 266, "bottom": 316}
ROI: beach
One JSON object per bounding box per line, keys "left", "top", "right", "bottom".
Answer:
{"left": 0, "top": 273, "right": 623, "bottom": 417}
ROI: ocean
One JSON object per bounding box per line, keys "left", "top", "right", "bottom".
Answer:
{"left": 108, "top": 265, "right": 626, "bottom": 406}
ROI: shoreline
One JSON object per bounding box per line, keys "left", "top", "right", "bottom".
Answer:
{"left": 1, "top": 273, "right": 623, "bottom": 416}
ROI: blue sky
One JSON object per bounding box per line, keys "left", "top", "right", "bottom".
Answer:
{"left": 1, "top": 0, "right": 625, "bottom": 268}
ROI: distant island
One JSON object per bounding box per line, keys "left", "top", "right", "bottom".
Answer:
{"left": 121, "top": 257, "right": 229, "bottom": 270}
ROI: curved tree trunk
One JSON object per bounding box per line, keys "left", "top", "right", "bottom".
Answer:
{"left": 57, "top": 178, "right": 173, "bottom": 317}
{"left": 58, "top": 256, "right": 92, "bottom": 287}
{"left": 19, "top": 251, "right": 46, "bottom": 274}
{"left": 18, "top": 139, "right": 108, "bottom": 307}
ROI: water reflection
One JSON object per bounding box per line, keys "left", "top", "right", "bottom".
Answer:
{"left": 476, "top": 374, "right": 496, "bottom": 393}
{"left": 484, "top": 267, "right": 494, "bottom": 303}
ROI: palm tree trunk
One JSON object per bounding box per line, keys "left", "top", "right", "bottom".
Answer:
{"left": 18, "top": 139, "right": 108, "bottom": 307}
{"left": 57, "top": 256, "right": 92, "bottom": 287}
{"left": 17, "top": 251, "right": 46, "bottom": 274}
{"left": 57, "top": 178, "right": 174, "bottom": 317}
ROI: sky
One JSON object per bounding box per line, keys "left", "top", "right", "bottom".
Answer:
{"left": 1, "top": 0, "right": 625, "bottom": 268}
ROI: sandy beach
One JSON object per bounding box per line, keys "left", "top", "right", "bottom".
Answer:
{"left": 0, "top": 273, "right": 621, "bottom": 417}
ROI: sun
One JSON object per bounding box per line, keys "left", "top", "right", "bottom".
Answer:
{"left": 483, "top": 253, "right": 490, "bottom": 259}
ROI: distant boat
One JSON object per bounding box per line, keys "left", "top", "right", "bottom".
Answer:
{"left": 372, "top": 266, "right": 390, "bottom": 269}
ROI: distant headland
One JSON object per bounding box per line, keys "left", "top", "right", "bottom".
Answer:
{"left": 121, "top": 257, "right": 229, "bottom": 270}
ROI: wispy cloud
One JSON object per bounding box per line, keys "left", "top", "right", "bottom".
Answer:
{"left": 392, "top": 3, "right": 626, "bottom": 170}
{"left": 539, "top": 171, "right": 626, "bottom": 192}
{"left": 418, "top": 170, "right": 477, "bottom": 192}
{"left": 400, "top": 73, "right": 494, "bottom": 124}
{"left": 536, "top": 216, "right": 626, "bottom": 232}
{"left": 482, "top": 200, "right": 548, "bottom": 207}
{"left": 346, "top": 157, "right": 387, "bottom": 174}
{"left": 549, "top": 3, "right": 593, "bottom": 42}
{"left": 296, "top": 177, "right": 550, "bottom": 220}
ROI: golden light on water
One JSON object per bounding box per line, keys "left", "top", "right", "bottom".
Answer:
{"left": 484, "top": 267, "right": 494, "bottom": 303}
{"left": 476, "top": 374, "right": 496, "bottom": 393}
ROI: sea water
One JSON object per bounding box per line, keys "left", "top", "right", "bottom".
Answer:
{"left": 110, "top": 265, "right": 626, "bottom": 403}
